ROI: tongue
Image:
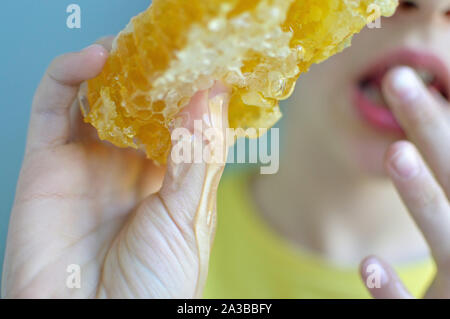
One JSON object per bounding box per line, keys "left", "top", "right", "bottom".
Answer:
{"left": 361, "top": 82, "right": 388, "bottom": 108}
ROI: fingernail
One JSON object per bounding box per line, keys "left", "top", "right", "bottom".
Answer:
{"left": 208, "top": 82, "right": 230, "bottom": 129}
{"left": 390, "top": 68, "right": 421, "bottom": 101}
{"left": 204, "top": 89, "right": 230, "bottom": 165}
{"left": 390, "top": 146, "right": 420, "bottom": 179}
{"left": 82, "top": 44, "right": 107, "bottom": 57}
{"left": 207, "top": 94, "right": 228, "bottom": 130}
{"left": 82, "top": 44, "right": 98, "bottom": 51}
{"left": 364, "top": 258, "right": 389, "bottom": 288}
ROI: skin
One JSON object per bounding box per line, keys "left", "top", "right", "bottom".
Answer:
{"left": 1, "top": 39, "right": 231, "bottom": 298}
{"left": 252, "top": 0, "right": 450, "bottom": 298}
{"left": 360, "top": 68, "right": 450, "bottom": 298}
{"left": 2, "top": 0, "right": 450, "bottom": 299}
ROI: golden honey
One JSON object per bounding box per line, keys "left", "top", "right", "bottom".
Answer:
{"left": 85, "top": 0, "right": 398, "bottom": 164}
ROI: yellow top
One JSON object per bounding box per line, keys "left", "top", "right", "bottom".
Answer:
{"left": 204, "top": 171, "right": 436, "bottom": 299}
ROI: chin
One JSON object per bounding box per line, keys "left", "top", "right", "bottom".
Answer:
{"left": 327, "top": 85, "right": 405, "bottom": 178}
{"left": 351, "top": 144, "right": 389, "bottom": 177}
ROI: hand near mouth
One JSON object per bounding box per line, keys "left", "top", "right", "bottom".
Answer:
{"left": 354, "top": 49, "right": 449, "bottom": 135}
{"left": 360, "top": 66, "right": 450, "bottom": 299}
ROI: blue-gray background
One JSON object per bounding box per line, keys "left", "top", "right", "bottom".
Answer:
{"left": 0, "top": 0, "right": 152, "bottom": 284}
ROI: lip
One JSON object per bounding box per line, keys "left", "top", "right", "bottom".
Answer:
{"left": 352, "top": 88, "right": 405, "bottom": 134}
{"left": 352, "top": 48, "right": 450, "bottom": 135}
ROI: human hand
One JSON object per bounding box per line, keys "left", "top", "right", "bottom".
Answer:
{"left": 1, "top": 38, "right": 230, "bottom": 298}
{"left": 360, "top": 66, "right": 450, "bottom": 298}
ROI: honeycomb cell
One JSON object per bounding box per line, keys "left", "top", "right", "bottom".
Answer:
{"left": 85, "top": 0, "right": 398, "bottom": 164}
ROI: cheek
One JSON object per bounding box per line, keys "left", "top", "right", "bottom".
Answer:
{"left": 325, "top": 83, "right": 396, "bottom": 176}
{"left": 345, "top": 134, "right": 392, "bottom": 175}
{"left": 296, "top": 45, "right": 401, "bottom": 176}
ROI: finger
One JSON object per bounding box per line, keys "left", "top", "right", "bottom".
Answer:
{"left": 159, "top": 83, "right": 230, "bottom": 236}
{"left": 130, "top": 82, "right": 231, "bottom": 297}
{"left": 430, "top": 87, "right": 449, "bottom": 108}
{"left": 159, "top": 81, "right": 230, "bottom": 211}
{"left": 95, "top": 35, "right": 115, "bottom": 52}
{"left": 385, "top": 141, "right": 450, "bottom": 269}
{"left": 360, "top": 255, "right": 414, "bottom": 299}
{"left": 382, "top": 67, "right": 450, "bottom": 198}
{"left": 26, "top": 44, "right": 108, "bottom": 154}
{"left": 68, "top": 37, "right": 114, "bottom": 141}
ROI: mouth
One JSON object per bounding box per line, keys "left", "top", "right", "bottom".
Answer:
{"left": 353, "top": 48, "right": 449, "bottom": 134}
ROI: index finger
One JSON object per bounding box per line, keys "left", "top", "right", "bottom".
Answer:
{"left": 382, "top": 67, "right": 450, "bottom": 198}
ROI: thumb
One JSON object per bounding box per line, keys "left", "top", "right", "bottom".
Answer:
{"left": 27, "top": 44, "right": 108, "bottom": 154}
{"left": 160, "top": 82, "right": 231, "bottom": 297}
{"left": 131, "top": 82, "right": 231, "bottom": 297}
{"left": 161, "top": 81, "right": 231, "bottom": 202}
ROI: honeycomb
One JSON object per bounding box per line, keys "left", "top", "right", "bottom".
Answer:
{"left": 84, "top": 0, "right": 398, "bottom": 164}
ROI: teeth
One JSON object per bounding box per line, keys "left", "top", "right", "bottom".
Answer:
{"left": 415, "top": 68, "right": 435, "bottom": 84}
{"left": 362, "top": 84, "right": 386, "bottom": 107}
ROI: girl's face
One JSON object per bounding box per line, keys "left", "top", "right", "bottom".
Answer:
{"left": 291, "top": 0, "right": 450, "bottom": 176}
